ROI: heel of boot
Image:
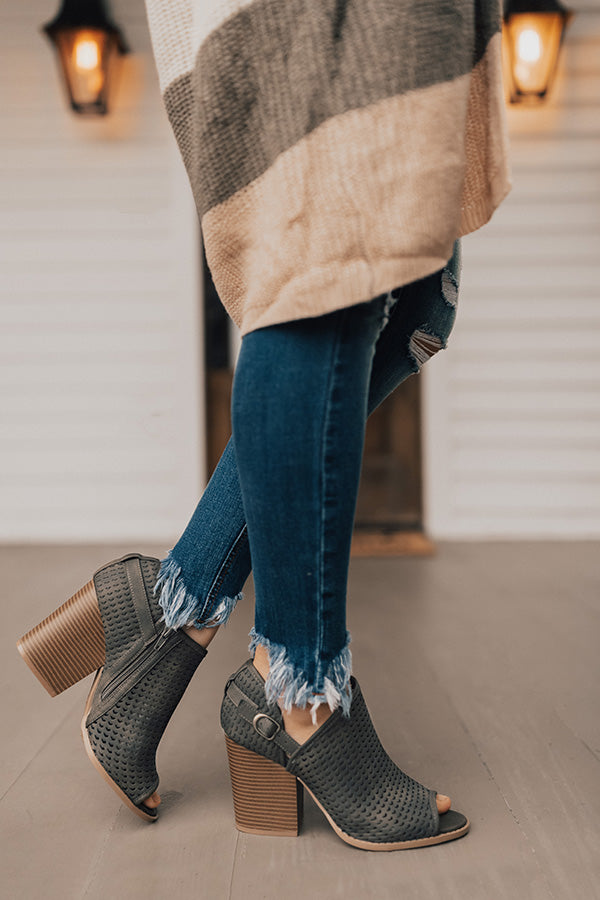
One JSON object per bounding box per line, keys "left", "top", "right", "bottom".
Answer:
{"left": 17, "top": 579, "right": 105, "bottom": 697}
{"left": 225, "top": 735, "right": 303, "bottom": 836}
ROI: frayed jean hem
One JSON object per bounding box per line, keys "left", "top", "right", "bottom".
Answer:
{"left": 153, "top": 549, "right": 242, "bottom": 630}
{"left": 248, "top": 627, "right": 353, "bottom": 725}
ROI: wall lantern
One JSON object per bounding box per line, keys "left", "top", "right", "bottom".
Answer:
{"left": 42, "top": 0, "right": 128, "bottom": 115}
{"left": 503, "top": 0, "right": 574, "bottom": 103}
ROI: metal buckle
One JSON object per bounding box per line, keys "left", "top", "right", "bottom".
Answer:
{"left": 252, "top": 712, "right": 280, "bottom": 740}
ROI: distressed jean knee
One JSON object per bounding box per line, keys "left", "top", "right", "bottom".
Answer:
{"left": 404, "top": 240, "right": 461, "bottom": 373}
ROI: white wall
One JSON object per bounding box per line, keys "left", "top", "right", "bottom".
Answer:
{"left": 0, "top": 0, "right": 205, "bottom": 542}
{"left": 3, "top": 2, "right": 599, "bottom": 544}
{"left": 424, "top": 5, "right": 600, "bottom": 538}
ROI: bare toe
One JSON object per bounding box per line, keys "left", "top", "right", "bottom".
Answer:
{"left": 143, "top": 791, "right": 161, "bottom": 809}
{"left": 436, "top": 793, "right": 451, "bottom": 814}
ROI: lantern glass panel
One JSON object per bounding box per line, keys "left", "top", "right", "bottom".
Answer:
{"left": 503, "top": 11, "right": 565, "bottom": 99}
{"left": 52, "top": 26, "right": 119, "bottom": 113}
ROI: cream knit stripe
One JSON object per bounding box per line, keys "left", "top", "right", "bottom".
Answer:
{"left": 144, "top": 0, "right": 256, "bottom": 92}
{"left": 144, "top": 0, "right": 194, "bottom": 94}
{"left": 201, "top": 39, "right": 510, "bottom": 336}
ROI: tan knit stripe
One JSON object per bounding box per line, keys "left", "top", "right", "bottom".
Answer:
{"left": 161, "top": 0, "right": 501, "bottom": 216}
{"left": 460, "top": 32, "right": 513, "bottom": 235}
{"left": 200, "top": 34, "right": 510, "bottom": 336}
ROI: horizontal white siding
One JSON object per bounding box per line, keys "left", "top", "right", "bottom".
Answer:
{"left": 3, "top": 2, "right": 599, "bottom": 543}
{"left": 0, "top": 0, "right": 204, "bottom": 542}
{"left": 425, "top": 6, "right": 600, "bottom": 538}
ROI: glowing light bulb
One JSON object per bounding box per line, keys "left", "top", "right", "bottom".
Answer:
{"left": 74, "top": 38, "right": 100, "bottom": 72}
{"left": 517, "top": 28, "right": 542, "bottom": 63}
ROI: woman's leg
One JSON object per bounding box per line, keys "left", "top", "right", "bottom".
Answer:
{"left": 229, "top": 247, "right": 460, "bottom": 817}
{"left": 149, "top": 245, "right": 459, "bottom": 809}
{"left": 231, "top": 296, "right": 389, "bottom": 723}
{"left": 155, "top": 242, "right": 460, "bottom": 645}
{"left": 153, "top": 436, "right": 251, "bottom": 632}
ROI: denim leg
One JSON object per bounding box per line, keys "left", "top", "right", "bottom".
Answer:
{"left": 154, "top": 241, "right": 460, "bottom": 641}
{"left": 153, "top": 438, "right": 252, "bottom": 629}
{"left": 231, "top": 297, "right": 393, "bottom": 722}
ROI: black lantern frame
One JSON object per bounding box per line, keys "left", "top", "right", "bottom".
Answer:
{"left": 43, "top": 0, "right": 129, "bottom": 115}
{"left": 503, "top": 0, "right": 574, "bottom": 103}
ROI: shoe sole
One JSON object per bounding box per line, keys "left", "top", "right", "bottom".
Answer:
{"left": 305, "top": 783, "right": 470, "bottom": 850}
{"left": 81, "top": 669, "right": 158, "bottom": 823}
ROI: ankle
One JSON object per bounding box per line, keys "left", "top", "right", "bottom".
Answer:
{"left": 280, "top": 700, "right": 333, "bottom": 744}
{"left": 183, "top": 623, "right": 219, "bottom": 649}
{"left": 252, "top": 646, "right": 333, "bottom": 743}
{"left": 252, "top": 643, "right": 270, "bottom": 680}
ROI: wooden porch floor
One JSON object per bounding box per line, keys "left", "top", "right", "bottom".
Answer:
{"left": 1, "top": 541, "right": 598, "bottom": 899}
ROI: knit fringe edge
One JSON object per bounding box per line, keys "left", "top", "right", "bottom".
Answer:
{"left": 153, "top": 549, "right": 242, "bottom": 630}
{"left": 248, "top": 627, "right": 353, "bottom": 725}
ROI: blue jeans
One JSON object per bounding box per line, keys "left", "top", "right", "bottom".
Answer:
{"left": 154, "top": 240, "right": 461, "bottom": 722}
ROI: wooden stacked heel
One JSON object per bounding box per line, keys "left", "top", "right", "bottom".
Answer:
{"left": 16, "top": 579, "right": 105, "bottom": 697}
{"left": 225, "top": 735, "right": 304, "bottom": 836}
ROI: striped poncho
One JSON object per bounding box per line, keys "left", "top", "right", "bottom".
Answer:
{"left": 144, "top": 1, "right": 511, "bottom": 335}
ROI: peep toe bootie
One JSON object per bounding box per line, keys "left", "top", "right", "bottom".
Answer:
{"left": 221, "top": 658, "right": 470, "bottom": 850}
{"left": 17, "top": 552, "right": 207, "bottom": 821}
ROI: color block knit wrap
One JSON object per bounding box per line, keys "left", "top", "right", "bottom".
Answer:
{"left": 144, "top": 0, "right": 511, "bottom": 335}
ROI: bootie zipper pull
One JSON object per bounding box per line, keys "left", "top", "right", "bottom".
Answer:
{"left": 153, "top": 625, "right": 173, "bottom": 652}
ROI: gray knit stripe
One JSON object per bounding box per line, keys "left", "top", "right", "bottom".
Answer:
{"left": 162, "top": 0, "right": 501, "bottom": 217}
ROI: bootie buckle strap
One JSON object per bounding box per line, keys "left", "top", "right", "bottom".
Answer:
{"left": 225, "top": 679, "right": 300, "bottom": 757}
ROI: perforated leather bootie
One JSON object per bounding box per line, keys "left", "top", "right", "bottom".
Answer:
{"left": 220, "top": 658, "right": 469, "bottom": 849}
{"left": 17, "top": 552, "right": 207, "bottom": 821}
